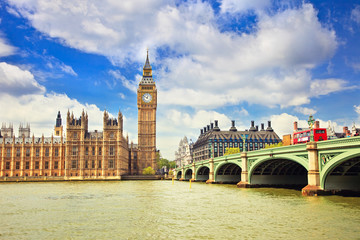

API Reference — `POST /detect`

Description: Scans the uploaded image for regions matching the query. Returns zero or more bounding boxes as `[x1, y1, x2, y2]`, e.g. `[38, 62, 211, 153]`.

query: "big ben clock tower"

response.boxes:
[137, 50, 157, 173]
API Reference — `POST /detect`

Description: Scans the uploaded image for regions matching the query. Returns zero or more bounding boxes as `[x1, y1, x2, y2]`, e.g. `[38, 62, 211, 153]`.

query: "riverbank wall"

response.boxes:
[0, 175, 164, 182]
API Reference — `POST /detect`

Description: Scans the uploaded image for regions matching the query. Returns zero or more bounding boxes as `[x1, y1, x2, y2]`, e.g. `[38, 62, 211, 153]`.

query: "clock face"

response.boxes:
[142, 93, 152, 103]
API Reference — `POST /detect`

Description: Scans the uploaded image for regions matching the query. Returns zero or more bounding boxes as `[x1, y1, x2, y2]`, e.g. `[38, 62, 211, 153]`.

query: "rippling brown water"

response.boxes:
[0, 181, 359, 239]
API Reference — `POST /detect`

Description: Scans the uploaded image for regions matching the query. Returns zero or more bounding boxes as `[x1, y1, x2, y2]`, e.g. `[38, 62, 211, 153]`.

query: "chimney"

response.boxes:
[261, 123, 265, 131]
[214, 120, 220, 131]
[294, 121, 298, 131]
[229, 120, 237, 132]
[211, 123, 214, 129]
[266, 121, 273, 132]
[343, 126, 348, 134]
[207, 125, 210, 131]
[315, 121, 319, 129]
[204, 127, 207, 133]
[256, 125, 258, 131]
[200, 129, 203, 135]
[249, 120, 256, 131]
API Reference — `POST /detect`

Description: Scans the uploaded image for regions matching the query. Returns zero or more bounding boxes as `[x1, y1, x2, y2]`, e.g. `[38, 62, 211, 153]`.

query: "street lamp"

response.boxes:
[308, 115, 315, 142]
[241, 134, 247, 152]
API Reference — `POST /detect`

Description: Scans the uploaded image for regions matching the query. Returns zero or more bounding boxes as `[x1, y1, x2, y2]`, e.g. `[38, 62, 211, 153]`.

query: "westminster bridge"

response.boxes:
[174, 137, 360, 195]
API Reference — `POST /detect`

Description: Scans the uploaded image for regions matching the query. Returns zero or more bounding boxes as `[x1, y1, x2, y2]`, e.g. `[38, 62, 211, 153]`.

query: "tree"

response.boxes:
[224, 147, 241, 156]
[156, 152, 174, 170]
[143, 166, 155, 175]
[169, 161, 176, 169]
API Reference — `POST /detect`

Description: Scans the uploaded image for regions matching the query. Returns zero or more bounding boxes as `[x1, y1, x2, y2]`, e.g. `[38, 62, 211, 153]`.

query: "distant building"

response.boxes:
[282, 134, 292, 146]
[174, 136, 193, 167]
[327, 121, 359, 139]
[1, 123, 14, 138]
[351, 122, 360, 136]
[192, 120, 281, 162]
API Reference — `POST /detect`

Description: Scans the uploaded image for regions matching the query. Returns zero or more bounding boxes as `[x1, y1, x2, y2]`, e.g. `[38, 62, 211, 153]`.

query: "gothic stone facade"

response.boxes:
[0, 110, 132, 179]
[0, 54, 156, 179]
[175, 136, 193, 168]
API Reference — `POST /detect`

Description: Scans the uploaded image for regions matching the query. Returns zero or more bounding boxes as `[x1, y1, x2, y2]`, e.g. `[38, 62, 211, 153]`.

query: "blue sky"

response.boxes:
[0, 0, 359, 159]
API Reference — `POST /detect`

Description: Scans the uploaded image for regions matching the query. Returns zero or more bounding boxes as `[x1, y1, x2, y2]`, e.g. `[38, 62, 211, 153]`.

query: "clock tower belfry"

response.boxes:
[137, 51, 157, 174]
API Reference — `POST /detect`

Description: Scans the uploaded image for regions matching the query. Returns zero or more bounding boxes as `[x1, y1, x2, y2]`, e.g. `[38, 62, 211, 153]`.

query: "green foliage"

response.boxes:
[157, 157, 170, 169]
[169, 161, 176, 169]
[142, 166, 155, 175]
[156, 152, 176, 170]
[224, 147, 241, 156]
[265, 142, 283, 149]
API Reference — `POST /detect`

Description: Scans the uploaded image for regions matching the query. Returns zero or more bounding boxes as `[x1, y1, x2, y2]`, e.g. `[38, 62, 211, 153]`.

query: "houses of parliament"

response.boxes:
[0, 52, 157, 180]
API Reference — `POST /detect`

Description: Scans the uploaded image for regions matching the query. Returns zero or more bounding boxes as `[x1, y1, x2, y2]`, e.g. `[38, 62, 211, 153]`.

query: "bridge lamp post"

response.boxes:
[308, 115, 315, 142]
[241, 134, 247, 152]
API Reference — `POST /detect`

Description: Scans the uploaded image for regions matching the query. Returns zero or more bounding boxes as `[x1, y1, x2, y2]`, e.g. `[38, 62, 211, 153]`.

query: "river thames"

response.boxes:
[0, 181, 359, 239]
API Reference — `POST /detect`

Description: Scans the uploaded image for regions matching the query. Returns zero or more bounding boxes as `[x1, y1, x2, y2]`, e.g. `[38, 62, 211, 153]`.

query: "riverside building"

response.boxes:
[192, 120, 281, 162]
[0, 52, 157, 179]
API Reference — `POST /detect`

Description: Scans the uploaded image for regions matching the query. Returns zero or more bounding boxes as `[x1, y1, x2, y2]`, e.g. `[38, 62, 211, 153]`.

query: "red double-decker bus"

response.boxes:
[293, 128, 327, 144]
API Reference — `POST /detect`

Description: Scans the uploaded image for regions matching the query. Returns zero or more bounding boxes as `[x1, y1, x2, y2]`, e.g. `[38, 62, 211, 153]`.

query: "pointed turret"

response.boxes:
[55, 111, 63, 137]
[118, 109, 123, 134]
[56, 111, 62, 127]
[143, 49, 152, 70]
[140, 50, 154, 84]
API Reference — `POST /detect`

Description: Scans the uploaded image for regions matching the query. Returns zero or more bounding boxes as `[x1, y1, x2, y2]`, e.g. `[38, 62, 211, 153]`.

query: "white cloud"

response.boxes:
[220, 0, 271, 14]
[156, 3, 341, 108]
[156, 108, 232, 159]
[0, 36, 16, 57]
[59, 63, 77, 76]
[349, 62, 360, 72]
[6, 1, 344, 109]
[0, 92, 107, 136]
[0, 62, 45, 96]
[270, 113, 300, 137]
[7, 0, 168, 64]
[355, 105, 360, 115]
[310, 78, 348, 96]
[269, 113, 342, 138]
[108, 70, 138, 92]
[294, 106, 317, 116]
[236, 107, 249, 117]
[351, 5, 360, 25]
[118, 93, 126, 99]
[0, 61, 119, 139]
[6, 6, 21, 18]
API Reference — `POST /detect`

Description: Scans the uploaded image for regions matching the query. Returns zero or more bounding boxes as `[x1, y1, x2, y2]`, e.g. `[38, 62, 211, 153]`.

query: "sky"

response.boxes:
[0, 0, 359, 160]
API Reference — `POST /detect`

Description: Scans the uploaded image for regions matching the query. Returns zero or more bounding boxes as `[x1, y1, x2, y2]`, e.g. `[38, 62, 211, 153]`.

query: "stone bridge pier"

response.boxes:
[236, 152, 250, 188]
[301, 142, 322, 196]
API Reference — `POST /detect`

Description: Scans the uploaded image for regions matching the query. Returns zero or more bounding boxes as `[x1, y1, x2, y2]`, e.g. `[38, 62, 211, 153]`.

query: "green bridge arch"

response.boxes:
[174, 137, 360, 195]
[214, 161, 242, 183]
[320, 151, 360, 189]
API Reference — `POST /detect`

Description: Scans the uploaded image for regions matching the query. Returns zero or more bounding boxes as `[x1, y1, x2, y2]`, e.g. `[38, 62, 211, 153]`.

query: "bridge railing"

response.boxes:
[317, 136, 360, 150]
[213, 153, 241, 162]
[246, 143, 307, 157]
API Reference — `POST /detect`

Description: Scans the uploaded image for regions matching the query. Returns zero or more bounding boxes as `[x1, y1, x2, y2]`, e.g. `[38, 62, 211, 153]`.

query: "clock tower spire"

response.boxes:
[137, 50, 157, 174]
